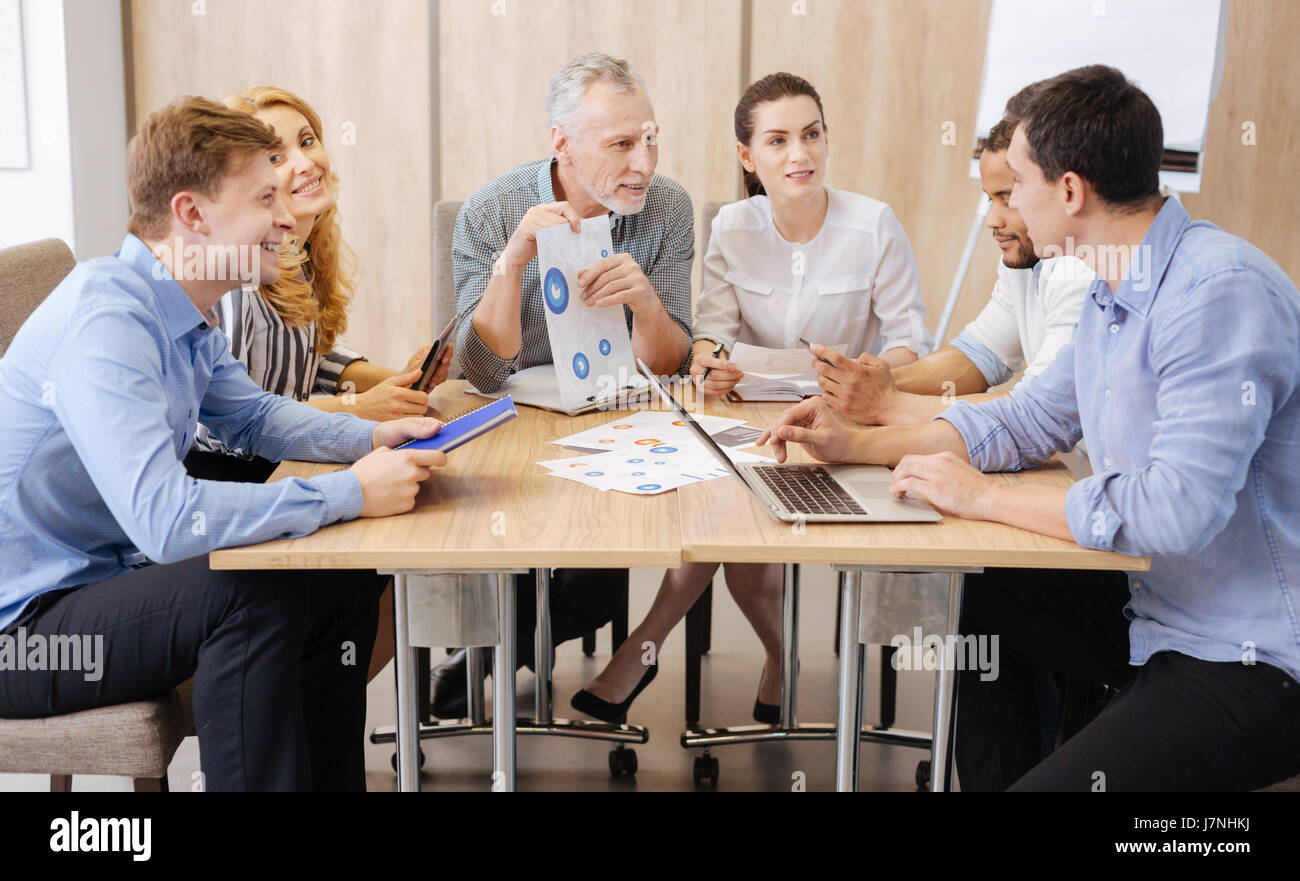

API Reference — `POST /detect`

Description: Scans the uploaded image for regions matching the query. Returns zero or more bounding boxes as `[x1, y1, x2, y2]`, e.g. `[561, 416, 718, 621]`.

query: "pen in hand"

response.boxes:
[798, 336, 835, 366]
[698, 341, 726, 385]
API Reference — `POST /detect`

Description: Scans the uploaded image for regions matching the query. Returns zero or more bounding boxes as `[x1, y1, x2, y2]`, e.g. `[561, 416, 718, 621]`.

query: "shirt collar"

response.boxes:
[536, 157, 623, 234]
[1095, 196, 1188, 317]
[118, 234, 214, 339]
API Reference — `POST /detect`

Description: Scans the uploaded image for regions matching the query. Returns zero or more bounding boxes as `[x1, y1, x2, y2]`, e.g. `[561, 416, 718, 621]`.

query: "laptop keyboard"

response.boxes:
[751, 465, 867, 516]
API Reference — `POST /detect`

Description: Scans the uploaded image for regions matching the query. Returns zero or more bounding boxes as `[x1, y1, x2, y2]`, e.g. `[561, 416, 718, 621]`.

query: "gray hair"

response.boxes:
[546, 52, 647, 132]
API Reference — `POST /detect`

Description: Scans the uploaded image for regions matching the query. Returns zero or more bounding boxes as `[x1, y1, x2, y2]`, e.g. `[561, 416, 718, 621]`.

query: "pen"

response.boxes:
[798, 336, 835, 365]
[698, 341, 726, 385]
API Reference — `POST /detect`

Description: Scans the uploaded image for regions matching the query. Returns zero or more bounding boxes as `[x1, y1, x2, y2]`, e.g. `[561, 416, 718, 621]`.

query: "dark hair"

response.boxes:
[1004, 64, 1162, 211]
[734, 72, 826, 197]
[981, 116, 1017, 155]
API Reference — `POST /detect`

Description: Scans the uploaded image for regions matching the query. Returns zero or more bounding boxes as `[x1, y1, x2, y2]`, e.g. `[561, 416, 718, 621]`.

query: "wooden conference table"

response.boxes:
[210, 378, 1145, 792]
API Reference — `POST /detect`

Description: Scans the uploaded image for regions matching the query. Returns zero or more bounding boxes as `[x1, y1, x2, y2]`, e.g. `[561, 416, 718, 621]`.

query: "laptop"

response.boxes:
[637, 360, 941, 524]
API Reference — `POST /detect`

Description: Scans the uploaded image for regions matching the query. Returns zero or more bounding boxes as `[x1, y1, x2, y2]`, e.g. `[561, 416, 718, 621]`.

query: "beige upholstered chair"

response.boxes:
[433, 200, 464, 379]
[0, 238, 194, 792]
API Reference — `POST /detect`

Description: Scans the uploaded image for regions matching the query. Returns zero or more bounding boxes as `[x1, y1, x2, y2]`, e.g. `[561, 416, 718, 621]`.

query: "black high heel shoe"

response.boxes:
[570, 664, 658, 724]
[753, 669, 780, 724]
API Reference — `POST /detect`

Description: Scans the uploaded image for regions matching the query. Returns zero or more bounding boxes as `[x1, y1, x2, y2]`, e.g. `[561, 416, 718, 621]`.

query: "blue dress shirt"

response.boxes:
[0, 235, 377, 630]
[940, 198, 1300, 683]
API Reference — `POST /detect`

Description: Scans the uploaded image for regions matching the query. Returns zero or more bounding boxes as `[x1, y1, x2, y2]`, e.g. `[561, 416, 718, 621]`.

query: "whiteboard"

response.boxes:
[973, 0, 1227, 190]
[0, 0, 29, 169]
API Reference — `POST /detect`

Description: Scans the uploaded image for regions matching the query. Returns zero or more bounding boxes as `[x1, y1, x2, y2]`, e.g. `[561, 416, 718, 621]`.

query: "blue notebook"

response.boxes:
[395, 396, 518, 454]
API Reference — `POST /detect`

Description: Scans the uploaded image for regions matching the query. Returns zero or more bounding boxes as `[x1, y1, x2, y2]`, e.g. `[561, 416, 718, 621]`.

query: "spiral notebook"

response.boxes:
[395, 396, 518, 453]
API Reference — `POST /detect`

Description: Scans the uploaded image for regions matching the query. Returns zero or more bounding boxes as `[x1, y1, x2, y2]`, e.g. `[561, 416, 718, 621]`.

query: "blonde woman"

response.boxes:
[186, 86, 451, 485]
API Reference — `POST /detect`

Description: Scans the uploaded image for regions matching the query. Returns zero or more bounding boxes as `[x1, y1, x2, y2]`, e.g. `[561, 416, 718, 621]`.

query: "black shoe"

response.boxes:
[753, 668, 781, 724]
[569, 664, 658, 725]
[430, 648, 492, 720]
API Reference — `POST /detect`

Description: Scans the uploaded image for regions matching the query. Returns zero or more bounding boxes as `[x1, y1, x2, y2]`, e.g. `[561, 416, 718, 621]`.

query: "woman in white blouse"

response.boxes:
[571, 72, 931, 725]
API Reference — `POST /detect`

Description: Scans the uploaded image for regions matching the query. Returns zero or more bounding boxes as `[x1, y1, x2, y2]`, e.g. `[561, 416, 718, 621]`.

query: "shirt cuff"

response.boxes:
[460, 323, 516, 393]
[308, 467, 366, 524]
[338, 413, 378, 460]
[950, 330, 1014, 388]
[1065, 474, 1121, 551]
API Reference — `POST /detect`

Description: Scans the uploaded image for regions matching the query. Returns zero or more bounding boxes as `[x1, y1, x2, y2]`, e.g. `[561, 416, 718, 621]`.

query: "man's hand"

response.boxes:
[757, 396, 863, 464]
[578, 253, 663, 316]
[350, 445, 447, 518]
[812, 344, 898, 424]
[370, 416, 443, 451]
[889, 451, 997, 520]
[501, 201, 583, 272]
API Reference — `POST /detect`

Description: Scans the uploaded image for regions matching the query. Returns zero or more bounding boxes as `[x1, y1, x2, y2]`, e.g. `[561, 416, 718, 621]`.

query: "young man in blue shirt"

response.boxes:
[760, 65, 1300, 791]
[0, 97, 447, 790]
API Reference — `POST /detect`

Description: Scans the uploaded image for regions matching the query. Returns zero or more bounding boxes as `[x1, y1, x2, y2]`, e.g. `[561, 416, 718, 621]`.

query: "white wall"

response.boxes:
[0, 0, 128, 259]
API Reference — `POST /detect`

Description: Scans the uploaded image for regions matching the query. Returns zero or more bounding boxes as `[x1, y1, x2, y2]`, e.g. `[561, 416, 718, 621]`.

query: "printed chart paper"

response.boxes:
[536, 217, 640, 410]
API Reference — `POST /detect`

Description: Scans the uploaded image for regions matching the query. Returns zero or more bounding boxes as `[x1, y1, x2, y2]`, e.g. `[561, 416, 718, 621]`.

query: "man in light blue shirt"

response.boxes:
[761, 66, 1300, 791]
[0, 97, 445, 790]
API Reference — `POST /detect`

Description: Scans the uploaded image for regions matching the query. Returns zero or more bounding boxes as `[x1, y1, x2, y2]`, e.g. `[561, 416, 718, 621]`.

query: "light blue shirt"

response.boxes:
[0, 235, 376, 630]
[940, 198, 1300, 683]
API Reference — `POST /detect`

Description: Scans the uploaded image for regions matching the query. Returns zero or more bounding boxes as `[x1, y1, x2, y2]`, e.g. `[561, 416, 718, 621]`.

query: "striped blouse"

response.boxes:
[193, 284, 366, 456]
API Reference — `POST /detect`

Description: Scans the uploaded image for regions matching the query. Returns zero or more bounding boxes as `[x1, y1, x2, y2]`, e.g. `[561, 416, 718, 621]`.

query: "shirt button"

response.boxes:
[1104, 388, 1111, 400]
[1104, 456, 1113, 468]
[1109, 323, 1119, 334]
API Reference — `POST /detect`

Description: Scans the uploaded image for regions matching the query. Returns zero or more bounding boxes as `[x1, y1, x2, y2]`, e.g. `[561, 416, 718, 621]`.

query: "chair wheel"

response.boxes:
[693, 754, 719, 786]
[391, 747, 426, 772]
[916, 759, 931, 789]
[608, 747, 638, 778]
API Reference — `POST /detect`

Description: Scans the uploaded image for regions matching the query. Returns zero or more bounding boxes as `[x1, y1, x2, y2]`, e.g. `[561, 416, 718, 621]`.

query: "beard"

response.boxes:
[1000, 234, 1039, 270]
[572, 163, 650, 216]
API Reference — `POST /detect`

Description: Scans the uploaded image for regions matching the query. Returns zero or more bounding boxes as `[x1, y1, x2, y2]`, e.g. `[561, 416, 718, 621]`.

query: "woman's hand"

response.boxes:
[690, 351, 744, 396]
[348, 369, 429, 421]
[403, 344, 455, 392]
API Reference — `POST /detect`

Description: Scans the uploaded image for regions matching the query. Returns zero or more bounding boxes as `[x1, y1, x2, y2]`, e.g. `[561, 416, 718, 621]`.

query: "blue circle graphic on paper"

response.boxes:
[638, 484, 661, 491]
[572, 352, 590, 379]
[543, 268, 569, 314]
[654, 461, 666, 465]
[650, 446, 677, 454]
[599, 338, 611, 356]
[600, 249, 609, 258]
[627, 458, 643, 464]
[585, 471, 604, 477]
[632, 471, 645, 476]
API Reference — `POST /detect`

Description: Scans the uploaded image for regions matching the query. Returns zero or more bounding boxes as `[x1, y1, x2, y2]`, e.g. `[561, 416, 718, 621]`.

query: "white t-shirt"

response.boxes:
[694, 188, 933, 358]
[951, 256, 1094, 385]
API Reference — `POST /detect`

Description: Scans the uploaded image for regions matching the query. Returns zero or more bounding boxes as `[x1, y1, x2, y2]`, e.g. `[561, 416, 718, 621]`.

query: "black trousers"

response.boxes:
[0, 556, 386, 791]
[956, 567, 1300, 791]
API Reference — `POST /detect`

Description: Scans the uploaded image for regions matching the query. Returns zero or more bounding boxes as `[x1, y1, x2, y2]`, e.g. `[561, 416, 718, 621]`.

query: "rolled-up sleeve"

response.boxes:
[1064, 271, 1297, 557]
[453, 198, 518, 393]
[315, 341, 367, 395]
[937, 337, 1082, 472]
[645, 186, 695, 374]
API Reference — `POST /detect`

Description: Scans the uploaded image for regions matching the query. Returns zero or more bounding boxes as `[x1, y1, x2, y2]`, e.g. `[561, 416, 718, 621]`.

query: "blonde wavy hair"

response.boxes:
[224, 86, 355, 353]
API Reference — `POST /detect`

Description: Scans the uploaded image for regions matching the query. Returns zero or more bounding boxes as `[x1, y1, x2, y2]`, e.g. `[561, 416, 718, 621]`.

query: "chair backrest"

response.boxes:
[433, 200, 464, 379]
[702, 200, 728, 252]
[0, 238, 77, 357]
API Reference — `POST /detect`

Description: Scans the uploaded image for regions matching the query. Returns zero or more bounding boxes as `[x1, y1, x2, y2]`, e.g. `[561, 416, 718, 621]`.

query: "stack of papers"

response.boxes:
[727, 342, 847, 401]
[538, 410, 767, 495]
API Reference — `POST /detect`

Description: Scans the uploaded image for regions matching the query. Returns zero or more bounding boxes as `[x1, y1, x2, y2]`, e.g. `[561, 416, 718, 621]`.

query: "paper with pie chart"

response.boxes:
[535, 217, 640, 410]
[538, 410, 771, 495]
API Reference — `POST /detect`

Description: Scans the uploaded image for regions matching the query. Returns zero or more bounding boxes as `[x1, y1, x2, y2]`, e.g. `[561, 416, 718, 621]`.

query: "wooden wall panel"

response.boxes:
[128, 0, 432, 363]
[438, 0, 745, 292]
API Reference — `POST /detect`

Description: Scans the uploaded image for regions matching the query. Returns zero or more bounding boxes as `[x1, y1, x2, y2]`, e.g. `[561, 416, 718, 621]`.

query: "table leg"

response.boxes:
[393, 574, 420, 792]
[929, 572, 965, 792]
[467, 646, 487, 725]
[781, 563, 800, 728]
[834, 570, 863, 792]
[534, 568, 552, 724]
[493, 572, 517, 791]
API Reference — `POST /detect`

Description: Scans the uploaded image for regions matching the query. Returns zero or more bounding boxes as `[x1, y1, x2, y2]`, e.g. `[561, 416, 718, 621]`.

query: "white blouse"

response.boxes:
[694, 188, 932, 359]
